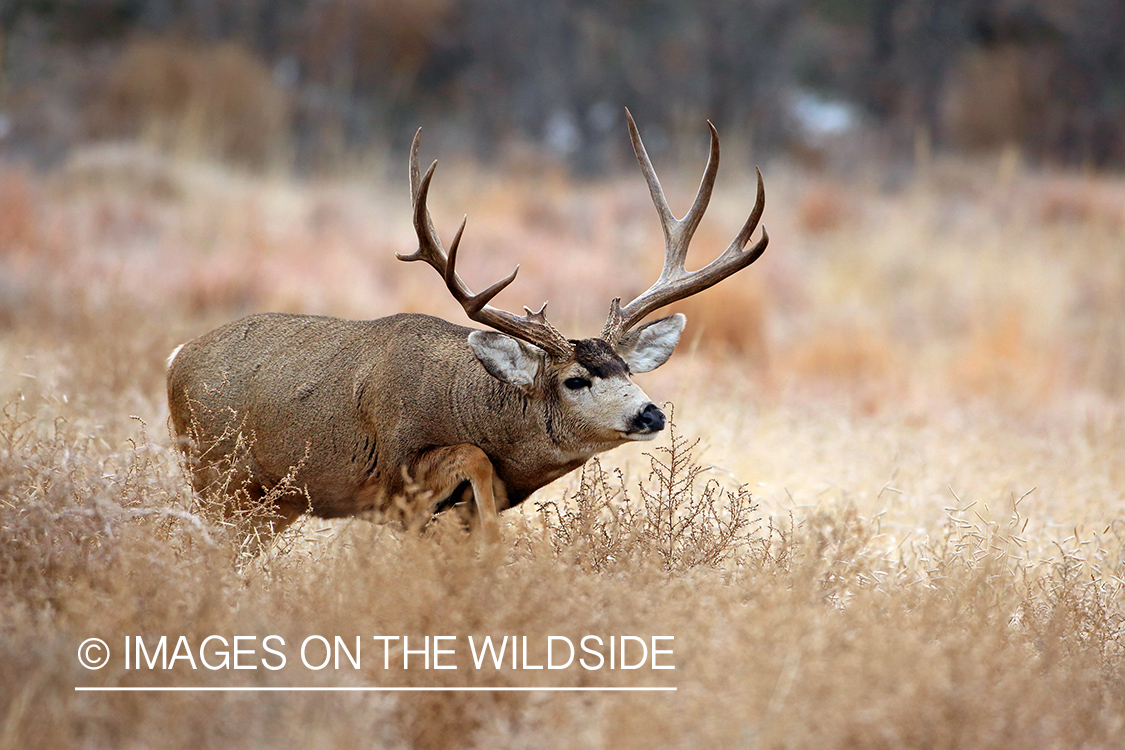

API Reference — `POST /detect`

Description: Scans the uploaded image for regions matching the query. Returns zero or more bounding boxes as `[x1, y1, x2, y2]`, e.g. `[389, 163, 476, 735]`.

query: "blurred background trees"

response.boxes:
[0, 0, 1122, 172]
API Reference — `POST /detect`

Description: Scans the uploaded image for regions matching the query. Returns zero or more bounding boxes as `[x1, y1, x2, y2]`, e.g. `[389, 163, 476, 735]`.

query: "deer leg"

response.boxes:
[412, 444, 502, 543]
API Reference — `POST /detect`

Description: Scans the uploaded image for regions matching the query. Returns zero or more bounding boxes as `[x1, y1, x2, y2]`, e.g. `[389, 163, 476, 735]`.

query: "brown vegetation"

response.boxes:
[1, 145, 1123, 747]
[89, 38, 290, 169]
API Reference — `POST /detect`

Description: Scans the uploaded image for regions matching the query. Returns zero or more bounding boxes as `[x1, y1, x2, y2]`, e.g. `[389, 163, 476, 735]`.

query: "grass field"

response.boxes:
[1, 142, 1123, 748]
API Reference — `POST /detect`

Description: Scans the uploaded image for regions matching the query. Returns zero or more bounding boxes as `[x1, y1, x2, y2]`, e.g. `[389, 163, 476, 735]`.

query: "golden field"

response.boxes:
[1, 142, 1123, 748]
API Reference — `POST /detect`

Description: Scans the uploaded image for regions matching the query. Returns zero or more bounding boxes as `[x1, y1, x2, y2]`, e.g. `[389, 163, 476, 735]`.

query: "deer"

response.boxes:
[166, 110, 767, 550]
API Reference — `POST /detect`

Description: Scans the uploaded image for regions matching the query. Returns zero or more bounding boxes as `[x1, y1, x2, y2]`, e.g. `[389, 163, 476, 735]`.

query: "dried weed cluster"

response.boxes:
[0, 149, 1123, 748]
[538, 421, 762, 573]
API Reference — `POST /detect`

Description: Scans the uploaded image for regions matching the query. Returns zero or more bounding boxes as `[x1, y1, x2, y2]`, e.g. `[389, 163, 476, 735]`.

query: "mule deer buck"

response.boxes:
[167, 111, 767, 549]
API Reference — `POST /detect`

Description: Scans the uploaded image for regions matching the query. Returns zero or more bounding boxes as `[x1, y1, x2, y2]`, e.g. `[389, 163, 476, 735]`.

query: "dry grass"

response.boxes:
[1, 143, 1123, 748]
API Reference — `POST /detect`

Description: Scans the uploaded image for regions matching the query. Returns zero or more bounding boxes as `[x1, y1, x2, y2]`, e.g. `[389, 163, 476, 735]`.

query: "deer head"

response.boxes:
[399, 110, 768, 447]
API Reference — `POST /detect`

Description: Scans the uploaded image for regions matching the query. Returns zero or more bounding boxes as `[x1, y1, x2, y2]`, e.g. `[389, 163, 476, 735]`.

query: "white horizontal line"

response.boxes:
[75, 686, 676, 693]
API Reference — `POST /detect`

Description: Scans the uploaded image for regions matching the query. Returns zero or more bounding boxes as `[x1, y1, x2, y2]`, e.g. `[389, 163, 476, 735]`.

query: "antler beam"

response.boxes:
[602, 110, 768, 345]
[400, 130, 573, 360]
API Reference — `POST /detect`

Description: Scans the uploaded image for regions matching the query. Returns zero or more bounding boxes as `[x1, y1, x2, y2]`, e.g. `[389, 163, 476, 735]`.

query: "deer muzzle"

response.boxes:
[629, 403, 666, 436]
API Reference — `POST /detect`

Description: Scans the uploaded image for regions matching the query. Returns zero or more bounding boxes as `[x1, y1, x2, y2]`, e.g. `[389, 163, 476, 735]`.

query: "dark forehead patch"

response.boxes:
[571, 338, 630, 378]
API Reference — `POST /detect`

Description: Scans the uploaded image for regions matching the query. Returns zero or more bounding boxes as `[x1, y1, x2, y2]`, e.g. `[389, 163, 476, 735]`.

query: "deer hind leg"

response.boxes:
[411, 444, 502, 544]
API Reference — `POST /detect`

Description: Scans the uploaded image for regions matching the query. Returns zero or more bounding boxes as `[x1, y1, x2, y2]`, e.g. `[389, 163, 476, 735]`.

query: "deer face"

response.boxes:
[468, 314, 685, 446]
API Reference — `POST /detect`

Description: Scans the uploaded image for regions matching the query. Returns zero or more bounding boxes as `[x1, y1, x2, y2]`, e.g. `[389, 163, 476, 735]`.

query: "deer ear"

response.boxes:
[468, 331, 544, 390]
[615, 313, 686, 373]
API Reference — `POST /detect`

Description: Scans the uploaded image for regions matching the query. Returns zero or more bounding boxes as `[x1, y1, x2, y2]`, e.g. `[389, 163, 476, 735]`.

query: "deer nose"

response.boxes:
[635, 403, 665, 432]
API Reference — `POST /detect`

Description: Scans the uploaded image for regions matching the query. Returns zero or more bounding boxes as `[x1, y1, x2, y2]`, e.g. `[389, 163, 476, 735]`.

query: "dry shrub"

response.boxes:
[783, 323, 897, 386]
[743, 504, 1125, 749]
[179, 246, 270, 316]
[59, 143, 186, 201]
[951, 306, 1060, 402]
[172, 400, 312, 564]
[0, 169, 38, 254]
[92, 38, 289, 169]
[670, 275, 769, 362]
[796, 181, 849, 234]
[0, 169, 39, 328]
[15, 291, 184, 406]
[0, 399, 206, 607]
[538, 419, 762, 573]
[916, 495, 1125, 673]
[1036, 179, 1125, 232]
[1038, 186, 1100, 225]
[1077, 306, 1125, 399]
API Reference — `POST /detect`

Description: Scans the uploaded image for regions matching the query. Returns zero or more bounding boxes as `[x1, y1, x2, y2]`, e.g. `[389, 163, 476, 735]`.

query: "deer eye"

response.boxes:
[564, 377, 592, 390]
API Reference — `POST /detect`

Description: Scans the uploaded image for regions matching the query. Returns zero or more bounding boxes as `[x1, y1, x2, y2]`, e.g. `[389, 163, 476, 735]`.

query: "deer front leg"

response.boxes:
[411, 444, 503, 544]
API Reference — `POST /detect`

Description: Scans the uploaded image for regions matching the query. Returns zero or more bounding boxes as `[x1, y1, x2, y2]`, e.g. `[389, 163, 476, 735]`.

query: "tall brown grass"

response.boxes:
[1, 146, 1123, 748]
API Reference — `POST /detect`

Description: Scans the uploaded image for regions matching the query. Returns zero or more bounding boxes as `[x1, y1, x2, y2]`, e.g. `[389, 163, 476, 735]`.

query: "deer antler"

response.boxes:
[400, 130, 574, 360]
[602, 109, 768, 346]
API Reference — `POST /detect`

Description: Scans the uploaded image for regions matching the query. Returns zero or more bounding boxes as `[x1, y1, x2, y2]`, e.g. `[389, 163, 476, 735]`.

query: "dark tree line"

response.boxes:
[1, 0, 1123, 170]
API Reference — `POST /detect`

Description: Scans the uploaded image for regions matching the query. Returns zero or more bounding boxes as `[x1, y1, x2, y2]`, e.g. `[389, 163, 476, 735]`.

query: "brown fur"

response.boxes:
[167, 312, 644, 544]
[572, 338, 630, 378]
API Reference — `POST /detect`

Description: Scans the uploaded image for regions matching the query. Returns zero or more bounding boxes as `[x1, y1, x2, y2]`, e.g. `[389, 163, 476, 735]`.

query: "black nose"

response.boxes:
[635, 403, 666, 432]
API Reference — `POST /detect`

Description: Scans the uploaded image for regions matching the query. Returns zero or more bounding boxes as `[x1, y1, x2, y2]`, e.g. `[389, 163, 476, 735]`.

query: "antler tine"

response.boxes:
[397, 151, 443, 266]
[604, 116, 767, 345]
[409, 128, 424, 202]
[626, 110, 675, 237]
[444, 214, 520, 315]
[625, 108, 719, 281]
[399, 129, 573, 360]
